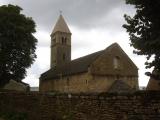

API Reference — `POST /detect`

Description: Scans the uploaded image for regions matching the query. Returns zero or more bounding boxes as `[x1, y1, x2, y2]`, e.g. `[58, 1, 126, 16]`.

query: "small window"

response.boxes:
[67, 78, 69, 86]
[65, 38, 67, 44]
[114, 56, 120, 69]
[63, 53, 66, 61]
[85, 79, 88, 85]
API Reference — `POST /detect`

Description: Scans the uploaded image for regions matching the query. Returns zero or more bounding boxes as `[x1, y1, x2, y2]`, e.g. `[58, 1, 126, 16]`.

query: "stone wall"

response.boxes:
[40, 71, 138, 93]
[40, 72, 91, 92]
[0, 91, 160, 120]
[91, 75, 138, 92]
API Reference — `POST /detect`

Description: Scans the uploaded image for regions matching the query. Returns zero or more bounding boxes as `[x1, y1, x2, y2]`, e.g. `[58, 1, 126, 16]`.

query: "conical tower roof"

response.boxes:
[51, 15, 71, 35]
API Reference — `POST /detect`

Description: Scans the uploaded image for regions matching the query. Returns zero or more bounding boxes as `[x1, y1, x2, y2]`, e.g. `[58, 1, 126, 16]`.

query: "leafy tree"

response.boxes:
[123, 0, 160, 79]
[0, 4, 37, 87]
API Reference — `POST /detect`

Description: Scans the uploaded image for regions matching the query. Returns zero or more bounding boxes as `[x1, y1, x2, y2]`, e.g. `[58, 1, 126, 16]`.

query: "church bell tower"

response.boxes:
[50, 15, 71, 68]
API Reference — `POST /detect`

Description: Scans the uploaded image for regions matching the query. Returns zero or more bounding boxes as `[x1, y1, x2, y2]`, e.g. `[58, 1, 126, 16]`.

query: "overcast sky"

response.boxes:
[1, 0, 151, 87]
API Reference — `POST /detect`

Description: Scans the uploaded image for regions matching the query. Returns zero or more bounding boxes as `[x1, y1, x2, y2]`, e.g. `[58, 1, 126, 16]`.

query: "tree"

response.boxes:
[123, 0, 160, 79]
[0, 4, 37, 87]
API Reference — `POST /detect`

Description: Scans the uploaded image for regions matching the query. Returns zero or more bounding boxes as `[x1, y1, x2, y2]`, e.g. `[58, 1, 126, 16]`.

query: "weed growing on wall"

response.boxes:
[0, 111, 27, 120]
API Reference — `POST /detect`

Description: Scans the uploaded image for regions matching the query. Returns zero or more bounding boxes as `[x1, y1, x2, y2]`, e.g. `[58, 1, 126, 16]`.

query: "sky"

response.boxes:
[1, 0, 151, 87]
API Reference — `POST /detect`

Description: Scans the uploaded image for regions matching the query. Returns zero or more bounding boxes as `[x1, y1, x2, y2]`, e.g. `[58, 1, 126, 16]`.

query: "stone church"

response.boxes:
[39, 15, 139, 93]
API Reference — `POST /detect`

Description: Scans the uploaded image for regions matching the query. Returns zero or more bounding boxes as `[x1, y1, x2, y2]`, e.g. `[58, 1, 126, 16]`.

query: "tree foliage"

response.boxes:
[0, 4, 37, 87]
[123, 0, 160, 79]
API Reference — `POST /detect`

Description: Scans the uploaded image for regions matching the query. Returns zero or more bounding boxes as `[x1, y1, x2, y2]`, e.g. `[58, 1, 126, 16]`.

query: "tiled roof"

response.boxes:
[108, 80, 132, 93]
[146, 70, 160, 90]
[40, 50, 104, 80]
[51, 15, 71, 35]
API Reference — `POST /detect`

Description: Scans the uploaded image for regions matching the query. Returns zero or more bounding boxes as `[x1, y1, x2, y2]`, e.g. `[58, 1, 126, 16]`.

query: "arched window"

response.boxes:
[113, 56, 120, 69]
[62, 37, 64, 44]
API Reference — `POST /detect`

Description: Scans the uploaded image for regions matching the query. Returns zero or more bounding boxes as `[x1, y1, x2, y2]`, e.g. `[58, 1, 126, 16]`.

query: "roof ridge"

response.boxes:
[72, 50, 104, 61]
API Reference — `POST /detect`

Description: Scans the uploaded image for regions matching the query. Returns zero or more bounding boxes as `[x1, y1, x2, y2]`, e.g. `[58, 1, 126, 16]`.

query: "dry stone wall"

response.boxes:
[0, 91, 160, 120]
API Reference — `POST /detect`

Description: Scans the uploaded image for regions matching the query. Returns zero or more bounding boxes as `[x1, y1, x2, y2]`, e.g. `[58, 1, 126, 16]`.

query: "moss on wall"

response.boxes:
[0, 111, 27, 120]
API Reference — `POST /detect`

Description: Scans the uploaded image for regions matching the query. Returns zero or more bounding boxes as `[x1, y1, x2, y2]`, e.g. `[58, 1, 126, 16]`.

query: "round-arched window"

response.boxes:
[113, 56, 120, 69]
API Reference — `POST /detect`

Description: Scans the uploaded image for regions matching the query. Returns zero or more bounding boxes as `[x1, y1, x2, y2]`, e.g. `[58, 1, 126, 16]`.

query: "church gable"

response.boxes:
[90, 43, 138, 76]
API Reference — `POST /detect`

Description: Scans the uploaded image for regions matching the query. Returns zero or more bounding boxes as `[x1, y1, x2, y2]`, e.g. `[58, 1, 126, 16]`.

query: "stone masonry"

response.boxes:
[0, 91, 160, 120]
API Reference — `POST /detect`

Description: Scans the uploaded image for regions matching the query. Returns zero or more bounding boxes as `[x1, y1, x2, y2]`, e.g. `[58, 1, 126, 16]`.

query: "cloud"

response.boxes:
[1, 0, 149, 87]
[23, 72, 39, 87]
[1, 0, 135, 31]
[34, 30, 50, 47]
[23, 46, 50, 86]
